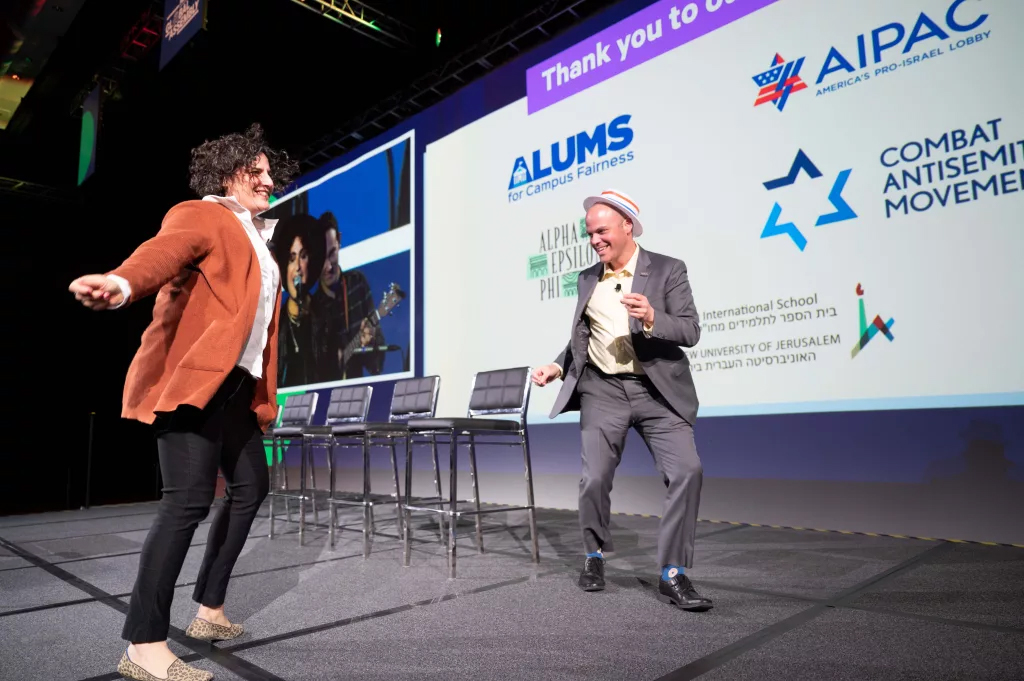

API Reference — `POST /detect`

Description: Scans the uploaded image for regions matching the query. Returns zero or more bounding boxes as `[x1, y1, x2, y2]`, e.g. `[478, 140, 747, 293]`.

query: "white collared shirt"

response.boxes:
[585, 243, 645, 374]
[108, 195, 279, 379]
[203, 195, 279, 379]
[552, 242, 653, 380]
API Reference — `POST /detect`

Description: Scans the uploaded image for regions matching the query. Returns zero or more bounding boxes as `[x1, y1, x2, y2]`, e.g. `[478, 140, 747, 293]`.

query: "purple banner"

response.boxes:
[526, 0, 779, 114]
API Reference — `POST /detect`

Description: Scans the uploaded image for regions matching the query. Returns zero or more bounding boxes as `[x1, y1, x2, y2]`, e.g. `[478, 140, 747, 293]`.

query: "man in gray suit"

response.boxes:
[532, 189, 712, 611]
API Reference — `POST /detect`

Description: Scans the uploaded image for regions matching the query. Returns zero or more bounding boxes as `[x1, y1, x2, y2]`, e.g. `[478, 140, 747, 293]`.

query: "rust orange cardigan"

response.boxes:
[109, 200, 281, 431]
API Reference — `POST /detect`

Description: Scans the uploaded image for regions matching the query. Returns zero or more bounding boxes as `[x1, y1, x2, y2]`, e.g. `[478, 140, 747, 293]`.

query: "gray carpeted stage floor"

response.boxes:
[2, 500, 1023, 680]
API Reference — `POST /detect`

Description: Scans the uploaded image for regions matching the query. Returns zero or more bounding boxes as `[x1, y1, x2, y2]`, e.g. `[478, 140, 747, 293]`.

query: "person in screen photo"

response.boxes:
[67, 123, 296, 681]
[274, 213, 325, 387]
[310, 210, 386, 381]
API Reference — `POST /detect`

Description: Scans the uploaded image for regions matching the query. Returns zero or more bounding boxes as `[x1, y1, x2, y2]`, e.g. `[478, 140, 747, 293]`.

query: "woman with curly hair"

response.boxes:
[272, 213, 325, 387]
[68, 123, 298, 681]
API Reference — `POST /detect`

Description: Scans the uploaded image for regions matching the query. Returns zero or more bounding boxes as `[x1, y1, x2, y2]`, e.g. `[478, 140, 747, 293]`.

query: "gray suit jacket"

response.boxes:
[550, 246, 701, 425]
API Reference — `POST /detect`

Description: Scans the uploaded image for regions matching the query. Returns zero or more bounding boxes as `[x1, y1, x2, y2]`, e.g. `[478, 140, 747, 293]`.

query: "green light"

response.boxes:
[436, 28, 441, 47]
[77, 109, 96, 185]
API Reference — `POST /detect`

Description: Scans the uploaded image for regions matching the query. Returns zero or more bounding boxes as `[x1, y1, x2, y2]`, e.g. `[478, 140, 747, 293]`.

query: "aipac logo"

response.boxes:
[752, 54, 807, 112]
[507, 114, 635, 203]
[759, 150, 857, 251]
[751, 0, 991, 109]
[850, 283, 895, 358]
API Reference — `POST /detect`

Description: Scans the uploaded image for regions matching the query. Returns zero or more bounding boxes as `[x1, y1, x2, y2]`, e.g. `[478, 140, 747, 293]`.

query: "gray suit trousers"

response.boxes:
[578, 365, 703, 568]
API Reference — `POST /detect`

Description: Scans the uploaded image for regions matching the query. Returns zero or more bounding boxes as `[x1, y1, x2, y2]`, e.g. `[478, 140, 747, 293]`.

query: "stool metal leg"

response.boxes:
[329, 438, 337, 550]
[299, 436, 308, 546]
[284, 447, 292, 524]
[431, 435, 445, 543]
[268, 437, 277, 539]
[389, 438, 403, 538]
[447, 431, 458, 579]
[309, 443, 318, 529]
[362, 435, 372, 559]
[271, 436, 290, 538]
[467, 435, 483, 553]
[522, 429, 539, 564]
[403, 435, 413, 567]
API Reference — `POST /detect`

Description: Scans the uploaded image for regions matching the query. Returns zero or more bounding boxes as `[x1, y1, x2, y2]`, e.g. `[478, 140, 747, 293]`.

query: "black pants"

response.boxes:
[122, 367, 269, 643]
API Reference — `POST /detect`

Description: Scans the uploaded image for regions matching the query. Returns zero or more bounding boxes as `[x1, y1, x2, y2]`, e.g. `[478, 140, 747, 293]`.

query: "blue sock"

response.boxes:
[586, 551, 603, 560]
[662, 564, 684, 581]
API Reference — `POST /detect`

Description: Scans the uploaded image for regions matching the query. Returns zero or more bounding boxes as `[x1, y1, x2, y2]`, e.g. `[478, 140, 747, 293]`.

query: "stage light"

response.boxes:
[285, 0, 406, 46]
[78, 85, 100, 185]
[436, 28, 441, 47]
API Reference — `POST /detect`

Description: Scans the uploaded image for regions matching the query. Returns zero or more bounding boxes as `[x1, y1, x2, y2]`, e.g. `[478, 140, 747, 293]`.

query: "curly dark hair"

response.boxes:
[188, 123, 300, 197]
[272, 213, 326, 292]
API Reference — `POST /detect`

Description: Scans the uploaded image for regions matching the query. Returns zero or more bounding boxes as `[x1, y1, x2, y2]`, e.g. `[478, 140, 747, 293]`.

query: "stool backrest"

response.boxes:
[467, 367, 532, 426]
[325, 385, 373, 424]
[279, 392, 319, 428]
[389, 376, 440, 422]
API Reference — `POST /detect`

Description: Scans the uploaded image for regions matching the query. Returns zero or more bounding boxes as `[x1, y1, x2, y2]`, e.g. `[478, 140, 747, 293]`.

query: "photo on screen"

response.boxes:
[263, 131, 415, 392]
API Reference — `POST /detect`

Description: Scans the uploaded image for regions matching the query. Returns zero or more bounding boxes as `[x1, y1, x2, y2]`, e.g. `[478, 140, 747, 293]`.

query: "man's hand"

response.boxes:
[359, 318, 375, 347]
[531, 363, 562, 386]
[69, 274, 124, 311]
[621, 293, 654, 326]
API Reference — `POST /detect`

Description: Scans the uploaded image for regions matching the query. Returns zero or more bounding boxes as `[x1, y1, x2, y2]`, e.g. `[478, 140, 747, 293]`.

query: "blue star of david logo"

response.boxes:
[760, 150, 857, 251]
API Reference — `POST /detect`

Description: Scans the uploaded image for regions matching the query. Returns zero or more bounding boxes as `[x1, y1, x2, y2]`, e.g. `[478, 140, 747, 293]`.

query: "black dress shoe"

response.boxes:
[578, 556, 605, 591]
[657, 573, 713, 611]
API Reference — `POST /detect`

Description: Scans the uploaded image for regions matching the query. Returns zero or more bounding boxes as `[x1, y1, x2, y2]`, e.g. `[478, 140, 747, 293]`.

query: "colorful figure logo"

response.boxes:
[753, 54, 807, 112]
[851, 283, 895, 358]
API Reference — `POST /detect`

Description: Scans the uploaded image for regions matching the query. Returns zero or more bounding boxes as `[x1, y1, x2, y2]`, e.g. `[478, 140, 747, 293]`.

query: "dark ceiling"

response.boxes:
[0, 0, 617, 196]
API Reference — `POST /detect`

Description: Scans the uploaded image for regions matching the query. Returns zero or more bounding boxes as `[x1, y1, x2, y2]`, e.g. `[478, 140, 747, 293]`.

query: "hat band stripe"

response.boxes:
[601, 190, 639, 214]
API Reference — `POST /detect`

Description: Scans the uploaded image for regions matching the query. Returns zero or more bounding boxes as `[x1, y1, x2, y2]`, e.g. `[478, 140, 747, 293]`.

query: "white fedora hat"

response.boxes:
[583, 189, 643, 237]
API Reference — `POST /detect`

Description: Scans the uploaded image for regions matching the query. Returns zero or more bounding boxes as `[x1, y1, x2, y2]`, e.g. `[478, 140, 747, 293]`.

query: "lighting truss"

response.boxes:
[297, 0, 619, 174]
[118, 4, 163, 61]
[284, 0, 414, 49]
[70, 1, 164, 114]
[0, 175, 80, 204]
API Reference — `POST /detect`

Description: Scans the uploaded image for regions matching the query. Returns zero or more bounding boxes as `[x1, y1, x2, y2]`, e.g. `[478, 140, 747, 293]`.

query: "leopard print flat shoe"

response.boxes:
[184, 617, 244, 642]
[117, 650, 213, 681]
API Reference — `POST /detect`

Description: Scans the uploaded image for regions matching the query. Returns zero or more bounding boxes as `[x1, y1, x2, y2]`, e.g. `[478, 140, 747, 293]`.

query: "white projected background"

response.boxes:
[424, 0, 1024, 422]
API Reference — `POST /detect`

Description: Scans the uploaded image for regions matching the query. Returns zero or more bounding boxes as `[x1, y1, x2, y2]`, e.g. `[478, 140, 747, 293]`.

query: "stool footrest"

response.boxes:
[268, 490, 314, 501]
[404, 503, 533, 516]
[329, 496, 400, 507]
[403, 498, 475, 511]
